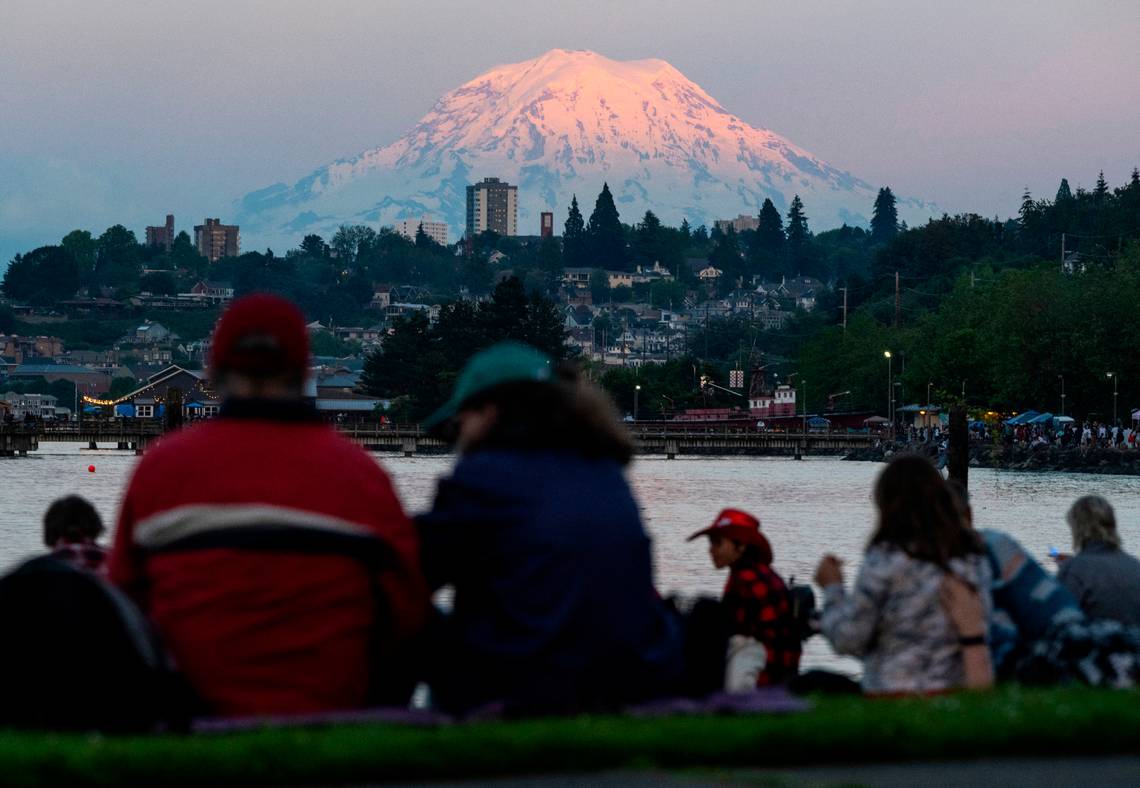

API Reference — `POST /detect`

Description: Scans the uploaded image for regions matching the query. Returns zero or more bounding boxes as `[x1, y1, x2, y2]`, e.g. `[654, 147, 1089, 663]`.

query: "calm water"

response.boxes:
[4, 445, 1140, 673]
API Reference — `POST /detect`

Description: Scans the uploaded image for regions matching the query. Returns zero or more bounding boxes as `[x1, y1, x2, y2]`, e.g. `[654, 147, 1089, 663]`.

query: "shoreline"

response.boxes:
[844, 443, 1140, 476]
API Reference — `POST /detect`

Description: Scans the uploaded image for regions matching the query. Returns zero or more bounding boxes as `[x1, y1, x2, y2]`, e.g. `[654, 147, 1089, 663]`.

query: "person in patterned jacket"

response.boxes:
[688, 508, 801, 687]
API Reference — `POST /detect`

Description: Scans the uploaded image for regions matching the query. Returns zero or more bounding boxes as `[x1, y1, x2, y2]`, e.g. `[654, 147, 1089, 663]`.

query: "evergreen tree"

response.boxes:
[1019, 189, 1034, 218]
[632, 210, 665, 267]
[755, 199, 785, 251]
[414, 223, 433, 249]
[746, 199, 785, 279]
[870, 187, 899, 244]
[786, 195, 809, 246]
[562, 195, 586, 267]
[1055, 178, 1073, 203]
[1094, 170, 1109, 202]
[679, 218, 691, 240]
[1131, 168, 1139, 187]
[785, 195, 810, 272]
[586, 182, 627, 269]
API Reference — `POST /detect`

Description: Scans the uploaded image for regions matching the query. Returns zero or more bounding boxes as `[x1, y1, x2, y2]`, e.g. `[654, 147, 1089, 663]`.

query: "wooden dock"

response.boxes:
[26, 422, 876, 458]
[0, 424, 39, 456]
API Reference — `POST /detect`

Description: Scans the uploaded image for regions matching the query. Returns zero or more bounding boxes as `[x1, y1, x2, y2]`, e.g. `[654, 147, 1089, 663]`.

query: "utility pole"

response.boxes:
[1060, 232, 1066, 273]
[840, 286, 848, 334]
[894, 271, 900, 328]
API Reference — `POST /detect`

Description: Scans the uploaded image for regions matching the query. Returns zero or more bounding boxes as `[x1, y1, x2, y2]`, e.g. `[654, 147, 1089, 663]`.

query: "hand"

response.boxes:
[814, 554, 844, 588]
[1053, 552, 1073, 564]
[940, 574, 985, 637]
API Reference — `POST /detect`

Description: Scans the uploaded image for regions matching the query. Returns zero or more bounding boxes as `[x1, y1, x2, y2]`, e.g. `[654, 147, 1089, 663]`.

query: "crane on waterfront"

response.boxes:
[827, 391, 851, 412]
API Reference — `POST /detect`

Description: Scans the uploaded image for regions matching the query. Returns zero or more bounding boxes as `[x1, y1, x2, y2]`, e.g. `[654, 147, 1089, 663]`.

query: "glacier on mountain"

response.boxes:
[236, 49, 934, 246]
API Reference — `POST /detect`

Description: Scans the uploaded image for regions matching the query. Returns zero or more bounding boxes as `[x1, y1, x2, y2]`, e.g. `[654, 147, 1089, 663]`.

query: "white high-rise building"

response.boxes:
[394, 215, 449, 246]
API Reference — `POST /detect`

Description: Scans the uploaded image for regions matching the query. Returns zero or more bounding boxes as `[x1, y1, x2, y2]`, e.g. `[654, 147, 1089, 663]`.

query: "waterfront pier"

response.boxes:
[0, 424, 38, 456]
[26, 422, 875, 458]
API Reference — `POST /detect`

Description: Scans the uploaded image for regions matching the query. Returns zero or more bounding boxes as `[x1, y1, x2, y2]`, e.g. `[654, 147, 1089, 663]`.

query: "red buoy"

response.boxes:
[87, 465, 96, 473]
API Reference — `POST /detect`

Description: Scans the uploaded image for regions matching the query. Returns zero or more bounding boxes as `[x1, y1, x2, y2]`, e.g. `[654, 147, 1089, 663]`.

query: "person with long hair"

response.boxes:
[417, 342, 683, 715]
[814, 455, 992, 693]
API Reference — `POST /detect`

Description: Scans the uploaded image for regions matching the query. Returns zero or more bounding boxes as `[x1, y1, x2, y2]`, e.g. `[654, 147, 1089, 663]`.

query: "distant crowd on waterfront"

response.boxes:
[2, 293, 1140, 732]
[901, 420, 1140, 450]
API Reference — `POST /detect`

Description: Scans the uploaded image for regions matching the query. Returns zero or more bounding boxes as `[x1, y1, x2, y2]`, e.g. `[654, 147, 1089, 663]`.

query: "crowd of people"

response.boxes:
[974, 420, 1140, 450]
[6, 293, 1140, 731]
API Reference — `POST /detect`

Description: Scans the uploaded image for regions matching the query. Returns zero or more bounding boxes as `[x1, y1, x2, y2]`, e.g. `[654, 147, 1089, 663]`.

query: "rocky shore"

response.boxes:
[844, 443, 1140, 475]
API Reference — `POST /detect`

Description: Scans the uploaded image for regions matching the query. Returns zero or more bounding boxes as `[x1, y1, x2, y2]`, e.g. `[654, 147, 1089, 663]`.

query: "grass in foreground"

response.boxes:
[1, 687, 1138, 787]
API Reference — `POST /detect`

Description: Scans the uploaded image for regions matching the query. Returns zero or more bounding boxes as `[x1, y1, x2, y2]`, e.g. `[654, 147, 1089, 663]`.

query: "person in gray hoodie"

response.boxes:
[1059, 495, 1140, 628]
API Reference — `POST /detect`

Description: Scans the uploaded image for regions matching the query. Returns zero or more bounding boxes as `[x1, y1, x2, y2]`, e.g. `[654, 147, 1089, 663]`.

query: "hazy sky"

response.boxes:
[2, 0, 1138, 263]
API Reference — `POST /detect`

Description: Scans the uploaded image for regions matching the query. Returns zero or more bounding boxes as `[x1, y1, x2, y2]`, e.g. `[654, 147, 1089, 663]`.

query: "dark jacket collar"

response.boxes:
[1082, 538, 1119, 554]
[219, 397, 321, 423]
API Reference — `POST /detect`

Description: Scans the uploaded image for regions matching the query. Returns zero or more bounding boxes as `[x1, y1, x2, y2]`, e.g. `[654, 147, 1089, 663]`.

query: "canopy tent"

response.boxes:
[896, 404, 942, 414]
[863, 416, 890, 425]
[1055, 415, 1075, 424]
[1027, 412, 1055, 424]
[1132, 409, 1140, 423]
[1005, 411, 1040, 425]
[807, 416, 831, 427]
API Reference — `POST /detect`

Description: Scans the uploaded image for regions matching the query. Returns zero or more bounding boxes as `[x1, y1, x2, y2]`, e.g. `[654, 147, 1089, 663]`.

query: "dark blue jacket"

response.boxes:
[417, 450, 683, 713]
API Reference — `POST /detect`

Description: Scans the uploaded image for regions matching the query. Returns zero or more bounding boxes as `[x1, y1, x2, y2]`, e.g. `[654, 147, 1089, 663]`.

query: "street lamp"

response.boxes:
[927, 382, 933, 407]
[884, 351, 893, 427]
[1058, 374, 1065, 417]
[1107, 372, 1118, 425]
[634, 384, 641, 422]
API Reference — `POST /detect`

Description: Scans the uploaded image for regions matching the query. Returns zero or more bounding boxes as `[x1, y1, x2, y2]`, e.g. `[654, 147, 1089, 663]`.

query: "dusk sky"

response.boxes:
[2, 0, 1138, 264]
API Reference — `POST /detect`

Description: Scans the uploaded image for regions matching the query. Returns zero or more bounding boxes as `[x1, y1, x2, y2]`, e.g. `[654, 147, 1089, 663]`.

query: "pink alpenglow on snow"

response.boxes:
[237, 49, 934, 249]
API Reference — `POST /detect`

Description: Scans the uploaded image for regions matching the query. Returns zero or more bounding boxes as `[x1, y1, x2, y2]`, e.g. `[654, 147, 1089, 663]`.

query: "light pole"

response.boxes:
[634, 384, 641, 422]
[1058, 374, 1065, 417]
[884, 351, 893, 429]
[1107, 372, 1117, 425]
[802, 379, 807, 435]
[927, 382, 932, 406]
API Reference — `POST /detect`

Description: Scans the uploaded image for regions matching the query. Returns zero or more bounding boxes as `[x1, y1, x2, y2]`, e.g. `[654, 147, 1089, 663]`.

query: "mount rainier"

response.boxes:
[236, 49, 933, 245]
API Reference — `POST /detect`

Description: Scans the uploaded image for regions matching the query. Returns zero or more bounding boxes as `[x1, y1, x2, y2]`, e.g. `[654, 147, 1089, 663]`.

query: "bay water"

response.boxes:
[4, 445, 1140, 673]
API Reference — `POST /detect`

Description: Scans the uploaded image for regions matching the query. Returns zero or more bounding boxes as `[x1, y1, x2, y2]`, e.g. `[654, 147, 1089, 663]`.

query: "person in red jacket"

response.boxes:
[688, 508, 801, 688]
[108, 294, 427, 718]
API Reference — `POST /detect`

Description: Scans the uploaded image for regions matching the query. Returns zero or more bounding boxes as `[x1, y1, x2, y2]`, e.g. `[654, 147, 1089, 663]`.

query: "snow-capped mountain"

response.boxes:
[236, 49, 933, 246]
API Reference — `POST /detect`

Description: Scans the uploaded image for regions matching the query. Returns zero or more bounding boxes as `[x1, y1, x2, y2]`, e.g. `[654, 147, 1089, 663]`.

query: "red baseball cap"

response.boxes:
[688, 508, 773, 564]
[209, 294, 309, 378]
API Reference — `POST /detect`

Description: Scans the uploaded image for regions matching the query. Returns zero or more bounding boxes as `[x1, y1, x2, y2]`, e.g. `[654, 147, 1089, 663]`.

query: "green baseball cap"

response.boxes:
[423, 341, 553, 429]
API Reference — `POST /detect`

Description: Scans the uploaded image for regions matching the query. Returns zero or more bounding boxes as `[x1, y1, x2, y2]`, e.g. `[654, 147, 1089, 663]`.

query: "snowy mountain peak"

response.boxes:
[237, 49, 933, 245]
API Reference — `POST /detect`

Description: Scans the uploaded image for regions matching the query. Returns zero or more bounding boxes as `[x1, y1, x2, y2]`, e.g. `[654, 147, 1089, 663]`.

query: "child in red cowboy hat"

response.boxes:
[688, 508, 801, 688]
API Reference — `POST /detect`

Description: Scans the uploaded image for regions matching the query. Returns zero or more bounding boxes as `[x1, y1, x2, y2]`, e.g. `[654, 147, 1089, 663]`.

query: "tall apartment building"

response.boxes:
[540, 211, 554, 238]
[194, 218, 240, 263]
[394, 215, 449, 246]
[145, 214, 176, 251]
[466, 177, 518, 238]
[714, 214, 760, 234]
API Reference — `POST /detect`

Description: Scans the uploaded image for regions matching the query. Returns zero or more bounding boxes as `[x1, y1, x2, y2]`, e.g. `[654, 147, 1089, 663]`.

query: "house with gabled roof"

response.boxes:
[85, 365, 220, 420]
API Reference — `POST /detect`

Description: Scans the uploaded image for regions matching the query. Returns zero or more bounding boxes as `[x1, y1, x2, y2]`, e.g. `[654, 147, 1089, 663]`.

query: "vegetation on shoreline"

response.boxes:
[0, 688, 1135, 787]
[4, 169, 1140, 420]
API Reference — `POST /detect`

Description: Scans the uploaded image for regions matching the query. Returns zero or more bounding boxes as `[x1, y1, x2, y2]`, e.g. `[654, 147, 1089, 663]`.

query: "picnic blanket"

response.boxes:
[191, 687, 809, 734]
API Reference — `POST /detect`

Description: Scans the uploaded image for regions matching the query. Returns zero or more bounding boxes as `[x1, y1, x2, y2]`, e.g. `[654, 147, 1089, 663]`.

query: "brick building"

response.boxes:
[194, 218, 240, 263]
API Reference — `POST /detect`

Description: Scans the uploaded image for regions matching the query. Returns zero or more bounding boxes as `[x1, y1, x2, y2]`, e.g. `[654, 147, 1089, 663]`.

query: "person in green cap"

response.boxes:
[417, 342, 684, 715]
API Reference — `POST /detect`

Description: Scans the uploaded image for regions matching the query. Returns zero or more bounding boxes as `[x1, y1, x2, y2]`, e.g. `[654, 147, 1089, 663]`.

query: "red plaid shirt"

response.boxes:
[723, 561, 801, 686]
